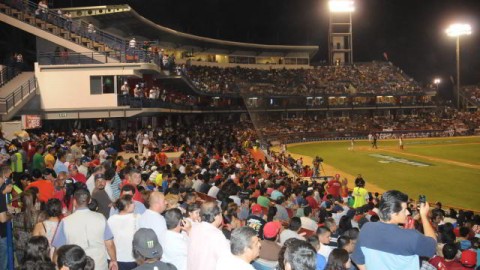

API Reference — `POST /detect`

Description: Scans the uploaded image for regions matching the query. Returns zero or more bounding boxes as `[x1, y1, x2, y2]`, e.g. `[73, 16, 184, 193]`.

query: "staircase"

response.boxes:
[0, 0, 124, 63]
[0, 73, 37, 121]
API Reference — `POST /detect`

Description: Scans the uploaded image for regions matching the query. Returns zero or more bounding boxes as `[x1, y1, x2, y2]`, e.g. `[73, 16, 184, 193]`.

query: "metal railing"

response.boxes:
[0, 76, 37, 113]
[0, 65, 21, 87]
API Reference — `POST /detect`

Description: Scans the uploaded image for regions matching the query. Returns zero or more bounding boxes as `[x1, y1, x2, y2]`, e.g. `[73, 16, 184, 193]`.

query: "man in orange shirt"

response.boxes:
[26, 169, 55, 203]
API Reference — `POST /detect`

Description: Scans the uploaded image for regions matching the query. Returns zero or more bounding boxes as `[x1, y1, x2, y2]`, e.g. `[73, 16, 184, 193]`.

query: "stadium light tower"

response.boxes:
[433, 78, 441, 90]
[328, 0, 355, 65]
[446, 23, 472, 109]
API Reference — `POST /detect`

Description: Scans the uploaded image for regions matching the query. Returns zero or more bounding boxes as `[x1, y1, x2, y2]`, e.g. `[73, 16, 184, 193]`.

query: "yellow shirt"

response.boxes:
[44, 153, 55, 169]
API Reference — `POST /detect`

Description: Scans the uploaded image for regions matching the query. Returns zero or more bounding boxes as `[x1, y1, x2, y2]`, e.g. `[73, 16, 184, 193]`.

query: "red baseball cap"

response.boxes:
[263, 221, 282, 238]
[251, 204, 263, 215]
[460, 250, 477, 267]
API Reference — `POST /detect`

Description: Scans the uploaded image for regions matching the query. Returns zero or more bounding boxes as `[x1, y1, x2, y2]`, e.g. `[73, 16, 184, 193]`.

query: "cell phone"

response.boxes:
[419, 195, 426, 204]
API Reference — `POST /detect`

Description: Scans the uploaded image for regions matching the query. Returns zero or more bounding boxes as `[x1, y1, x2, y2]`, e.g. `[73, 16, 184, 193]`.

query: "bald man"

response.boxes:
[138, 191, 167, 247]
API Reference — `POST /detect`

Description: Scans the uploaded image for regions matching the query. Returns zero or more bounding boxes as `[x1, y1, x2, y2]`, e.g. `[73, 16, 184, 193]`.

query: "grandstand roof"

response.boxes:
[65, 5, 318, 58]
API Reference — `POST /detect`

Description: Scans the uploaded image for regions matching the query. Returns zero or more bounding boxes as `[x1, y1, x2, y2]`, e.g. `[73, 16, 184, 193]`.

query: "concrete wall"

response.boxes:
[34, 63, 143, 110]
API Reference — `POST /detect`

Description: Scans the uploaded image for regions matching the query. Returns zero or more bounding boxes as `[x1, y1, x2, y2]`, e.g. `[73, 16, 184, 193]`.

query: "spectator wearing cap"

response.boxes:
[216, 227, 260, 270]
[163, 208, 192, 270]
[52, 189, 118, 270]
[246, 204, 267, 239]
[188, 201, 230, 270]
[327, 175, 342, 200]
[259, 221, 282, 261]
[139, 191, 167, 248]
[109, 184, 146, 217]
[279, 217, 306, 245]
[78, 156, 91, 178]
[132, 228, 176, 270]
[91, 173, 112, 219]
[86, 165, 106, 194]
[26, 169, 55, 203]
[69, 164, 86, 184]
[430, 243, 471, 269]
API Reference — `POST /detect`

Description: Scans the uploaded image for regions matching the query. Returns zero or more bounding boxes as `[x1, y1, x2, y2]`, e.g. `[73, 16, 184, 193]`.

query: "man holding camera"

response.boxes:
[352, 190, 436, 270]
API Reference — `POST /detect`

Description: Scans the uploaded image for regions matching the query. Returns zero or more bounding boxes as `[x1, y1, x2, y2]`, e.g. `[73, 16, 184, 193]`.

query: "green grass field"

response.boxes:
[287, 136, 480, 211]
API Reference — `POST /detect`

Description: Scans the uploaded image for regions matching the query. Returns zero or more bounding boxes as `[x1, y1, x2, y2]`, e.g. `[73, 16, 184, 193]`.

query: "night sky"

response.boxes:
[4, 0, 480, 89]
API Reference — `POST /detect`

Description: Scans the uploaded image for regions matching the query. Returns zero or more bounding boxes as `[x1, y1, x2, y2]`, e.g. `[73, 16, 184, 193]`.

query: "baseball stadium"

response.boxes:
[0, 0, 479, 269]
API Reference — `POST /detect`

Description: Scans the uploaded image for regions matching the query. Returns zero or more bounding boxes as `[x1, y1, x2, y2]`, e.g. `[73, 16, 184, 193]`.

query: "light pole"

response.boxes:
[446, 23, 471, 109]
[433, 78, 441, 90]
[328, 0, 355, 65]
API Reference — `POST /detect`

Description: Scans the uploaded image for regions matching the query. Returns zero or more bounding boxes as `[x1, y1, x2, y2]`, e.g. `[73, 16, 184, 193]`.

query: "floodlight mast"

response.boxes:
[446, 23, 472, 109]
[328, 0, 355, 65]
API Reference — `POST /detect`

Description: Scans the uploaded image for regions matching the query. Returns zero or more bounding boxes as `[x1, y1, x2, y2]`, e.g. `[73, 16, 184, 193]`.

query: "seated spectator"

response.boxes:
[300, 206, 318, 232]
[246, 204, 267, 239]
[131, 228, 176, 270]
[430, 243, 468, 269]
[280, 217, 306, 245]
[216, 227, 261, 270]
[279, 238, 317, 270]
[317, 227, 334, 261]
[325, 248, 352, 270]
[306, 235, 327, 270]
[259, 221, 283, 262]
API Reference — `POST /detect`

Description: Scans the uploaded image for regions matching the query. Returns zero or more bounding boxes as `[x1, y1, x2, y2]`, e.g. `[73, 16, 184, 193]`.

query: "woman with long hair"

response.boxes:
[325, 248, 351, 270]
[107, 195, 139, 270]
[13, 190, 40, 262]
[21, 236, 54, 268]
[57, 245, 95, 270]
[32, 198, 63, 258]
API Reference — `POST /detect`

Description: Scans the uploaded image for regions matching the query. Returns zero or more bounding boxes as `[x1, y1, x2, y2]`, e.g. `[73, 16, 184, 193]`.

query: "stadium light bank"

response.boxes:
[328, 0, 355, 13]
[445, 23, 472, 109]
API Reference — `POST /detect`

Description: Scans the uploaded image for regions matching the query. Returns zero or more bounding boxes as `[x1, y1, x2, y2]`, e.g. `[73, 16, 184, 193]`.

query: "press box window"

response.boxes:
[90, 76, 115, 95]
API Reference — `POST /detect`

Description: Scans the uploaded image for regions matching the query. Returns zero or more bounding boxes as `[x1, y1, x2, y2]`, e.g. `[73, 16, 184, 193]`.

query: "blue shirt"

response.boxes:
[352, 222, 436, 270]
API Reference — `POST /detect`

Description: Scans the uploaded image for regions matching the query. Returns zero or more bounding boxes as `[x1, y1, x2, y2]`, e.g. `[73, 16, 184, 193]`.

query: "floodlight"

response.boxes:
[433, 78, 441, 84]
[329, 0, 355, 13]
[446, 23, 472, 37]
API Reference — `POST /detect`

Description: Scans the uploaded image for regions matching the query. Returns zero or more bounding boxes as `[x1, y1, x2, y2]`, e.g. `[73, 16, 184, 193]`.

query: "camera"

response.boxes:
[418, 195, 426, 204]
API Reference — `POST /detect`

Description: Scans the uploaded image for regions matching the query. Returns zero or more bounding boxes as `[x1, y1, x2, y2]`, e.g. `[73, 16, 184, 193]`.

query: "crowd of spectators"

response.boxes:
[464, 86, 480, 105]
[0, 119, 478, 270]
[253, 108, 480, 142]
[184, 62, 424, 97]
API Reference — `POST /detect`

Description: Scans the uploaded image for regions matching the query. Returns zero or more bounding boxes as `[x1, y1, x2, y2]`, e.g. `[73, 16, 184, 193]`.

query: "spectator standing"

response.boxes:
[32, 198, 62, 258]
[138, 191, 167, 248]
[188, 202, 230, 270]
[52, 189, 118, 270]
[351, 190, 436, 270]
[27, 169, 55, 203]
[91, 173, 112, 219]
[163, 208, 191, 270]
[352, 177, 368, 209]
[131, 228, 176, 270]
[109, 184, 146, 217]
[108, 195, 140, 270]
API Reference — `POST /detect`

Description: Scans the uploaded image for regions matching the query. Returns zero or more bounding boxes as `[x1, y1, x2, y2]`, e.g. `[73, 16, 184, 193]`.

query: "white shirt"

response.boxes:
[207, 186, 220, 199]
[215, 254, 254, 270]
[279, 229, 305, 245]
[107, 213, 139, 262]
[138, 209, 167, 248]
[318, 244, 333, 261]
[92, 134, 101, 146]
[86, 174, 95, 194]
[163, 230, 189, 270]
[188, 222, 230, 270]
[300, 216, 318, 232]
[192, 179, 202, 192]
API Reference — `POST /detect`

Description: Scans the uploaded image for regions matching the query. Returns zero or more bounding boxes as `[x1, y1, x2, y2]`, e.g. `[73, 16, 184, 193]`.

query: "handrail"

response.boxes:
[0, 66, 21, 87]
[0, 76, 37, 114]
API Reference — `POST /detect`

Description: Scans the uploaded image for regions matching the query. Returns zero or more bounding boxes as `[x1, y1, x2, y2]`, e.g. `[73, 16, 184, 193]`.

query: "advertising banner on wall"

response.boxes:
[21, 115, 42, 129]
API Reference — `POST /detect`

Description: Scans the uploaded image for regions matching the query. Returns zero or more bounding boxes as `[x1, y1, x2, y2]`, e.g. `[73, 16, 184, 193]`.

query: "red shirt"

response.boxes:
[121, 180, 144, 203]
[327, 179, 342, 197]
[306, 196, 319, 209]
[70, 172, 87, 184]
[27, 180, 55, 202]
